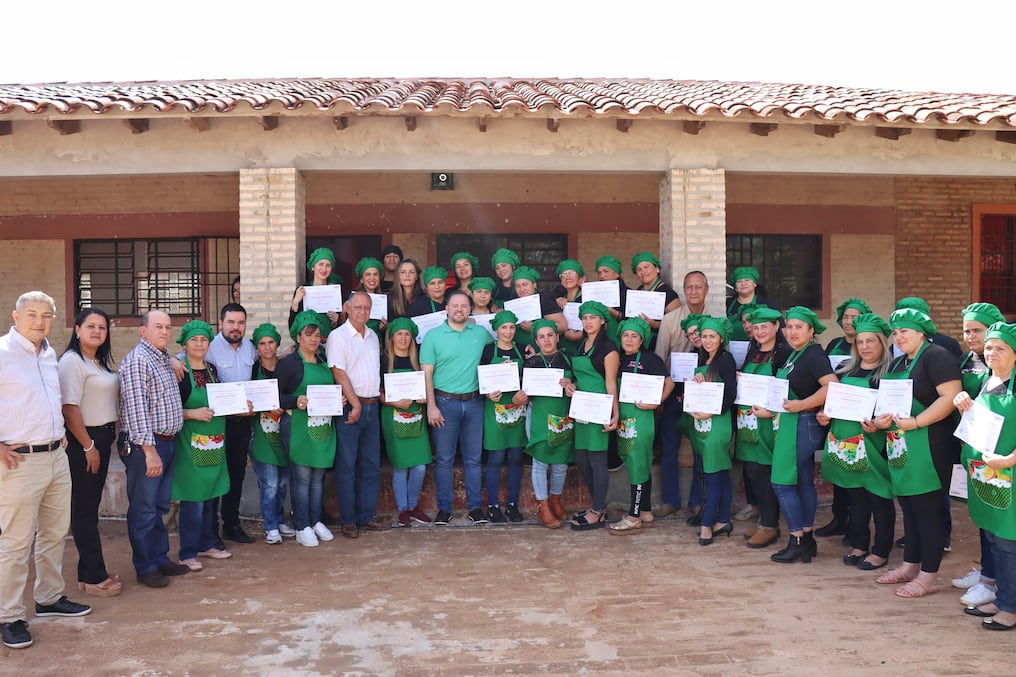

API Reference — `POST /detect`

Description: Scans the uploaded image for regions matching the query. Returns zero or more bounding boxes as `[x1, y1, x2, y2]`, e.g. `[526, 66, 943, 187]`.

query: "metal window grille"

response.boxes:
[980, 214, 1016, 314]
[436, 234, 568, 288]
[726, 234, 822, 309]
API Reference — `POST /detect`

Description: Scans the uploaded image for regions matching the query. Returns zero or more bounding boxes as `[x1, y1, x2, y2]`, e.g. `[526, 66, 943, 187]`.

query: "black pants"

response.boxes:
[899, 489, 946, 573]
[575, 449, 609, 512]
[845, 486, 896, 558]
[66, 423, 116, 584]
[629, 478, 652, 517]
[743, 461, 780, 529]
[215, 416, 251, 530]
[830, 484, 850, 523]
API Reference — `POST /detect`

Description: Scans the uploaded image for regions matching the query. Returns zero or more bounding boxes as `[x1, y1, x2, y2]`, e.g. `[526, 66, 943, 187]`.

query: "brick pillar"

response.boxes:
[659, 168, 727, 317]
[239, 168, 305, 341]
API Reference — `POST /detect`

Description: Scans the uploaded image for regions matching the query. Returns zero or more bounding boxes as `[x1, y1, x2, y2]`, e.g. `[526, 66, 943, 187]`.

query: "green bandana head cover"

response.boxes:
[681, 313, 705, 332]
[749, 306, 783, 325]
[469, 277, 496, 293]
[785, 306, 826, 334]
[630, 252, 661, 274]
[699, 316, 733, 344]
[851, 313, 891, 338]
[290, 310, 328, 342]
[422, 266, 448, 285]
[354, 257, 383, 280]
[450, 252, 479, 274]
[738, 302, 759, 320]
[986, 321, 1016, 352]
[492, 310, 519, 330]
[307, 247, 335, 271]
[895, 296, 931, 315]
[963, 302, 1006, 328]
[889, 308, 936, 336]
[578, 300, 609, 323]
[386, 316, 419, 339]
[490, 248, 520, 268]
[618, 317, 652, 346]
[513, 266, 540, 283]
[530, 318, 559, 337]
[836, 297, 872, 324]
[178, 320, 213, 346]
[595, 255, 622, 274]
[556, 259, 585, 277]
[251, 323, 282, 346]
[732, 266, 760, 283]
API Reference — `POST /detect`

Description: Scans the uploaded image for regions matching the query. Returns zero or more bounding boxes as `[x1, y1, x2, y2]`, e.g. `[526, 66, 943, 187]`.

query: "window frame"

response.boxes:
[725, 233, 825, 311]
[972, 203, 1016, 314]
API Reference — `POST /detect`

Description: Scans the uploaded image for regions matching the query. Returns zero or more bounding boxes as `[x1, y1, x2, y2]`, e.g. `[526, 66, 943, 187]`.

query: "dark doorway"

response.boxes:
[306, 236, 382, 289]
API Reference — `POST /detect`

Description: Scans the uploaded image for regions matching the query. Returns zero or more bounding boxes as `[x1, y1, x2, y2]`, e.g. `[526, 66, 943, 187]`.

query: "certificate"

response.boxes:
[243, 379, 281, 412]
[383, 371, 426, 402]
[728, 341, 750, 369]
[766, 378, 789, 413]
[205, 382, 250, 416]
[367, 293, 388, 321]
[504, 294, 542, 323]
[682, 380, 725, 415]
[619, 372, 665, 405]
[522, 368, 565, 397]
[470, 313, 498, 340]
[949, 464, 968, 500]
[735, 373, 787, 413]
[563, 303, 583, 331]
[954, 401, 1005, 455]
[569, 390, 614, 425]
[306, 384, 343, 417]
[670, 352, 698, 382]
[477, 362, 521, 395]
[302, 284, 343, 313]
[829, 354, 851, 370]
[413, 310, 447, 344]
[874, 379, 913, 417]
[823, 382, 877, 423]
[581, 280, 620, 308]
[624, 289, 666, 320]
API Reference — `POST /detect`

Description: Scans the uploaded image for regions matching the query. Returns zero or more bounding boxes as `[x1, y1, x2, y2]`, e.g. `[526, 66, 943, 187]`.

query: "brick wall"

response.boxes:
[577, 232, 660, 286]
[824, 234, 896, 342]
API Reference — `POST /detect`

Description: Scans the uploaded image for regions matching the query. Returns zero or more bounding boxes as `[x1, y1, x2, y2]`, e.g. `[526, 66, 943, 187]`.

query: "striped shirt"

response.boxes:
[0, 327, 64, 446]
[118, 338, 183, 447]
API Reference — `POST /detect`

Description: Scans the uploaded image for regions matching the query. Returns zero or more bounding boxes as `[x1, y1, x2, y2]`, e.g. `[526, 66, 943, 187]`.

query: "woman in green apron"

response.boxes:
[173, 320, 232, 570]
[770, 307, 837, 563]
[248, 323, 292, 544]
[469, 277, 497, 315]
[630, 252, 681, 349]
[276, 311, 338, 548]
[679, 313, 708, 524]
[955, 321, 1016, 628]
[816, 313, 895, 570]
[737, 306, 791, 548]
[407, 266, 448, 318]
[289, 247, 343, 331]
[450, 252, 479, 298]
[872, 308, 961, 597]
[554, 259, 586, 355]
[509, 266, 568, 353]
[593, 255, 629, 335]
[380, 317, 434, 527]
[608, 317, 674, 534]
[568, 301, 619, 531]
[725, 266, 767, 341]
[491, 247, 520, 306]
[354, 257, 387, 341]
[523, 319, 576, 528]
[687, 317, 737, 545]
[481, 311, 528, 523]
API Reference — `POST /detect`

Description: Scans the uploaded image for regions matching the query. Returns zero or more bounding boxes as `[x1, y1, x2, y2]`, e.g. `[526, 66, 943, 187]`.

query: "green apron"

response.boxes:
[572, 337, 611, 452]
[884, 342, 941, 496]
[960, 352, 989, 398]
[734, 357, 776, 464]
[616, 351, 656, 484]
[250, 363, 287, 466]
[288, 353, 337, 468]
[688, 364, 732, 473]
[770, 345, 809, 486]
[524, 355, 575, 465]
[560, 291, 582, 356]
[820, 373, 892, 499]
[381, 364, 433, 469]
[172, 366, 230, 502]
[726, 294, 756, 342]
[964, 377, 1016, 538]
[483, 344, 527, 451]
[826, 337, 851, 356]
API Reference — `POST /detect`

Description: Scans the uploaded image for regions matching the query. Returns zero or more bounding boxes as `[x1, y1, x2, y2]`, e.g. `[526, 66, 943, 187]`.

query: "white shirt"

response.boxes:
[0, 327, 64, 445]
[58, 352, 120, 426]
[207, 332, 257, 383]
[326, 321, 381, 397]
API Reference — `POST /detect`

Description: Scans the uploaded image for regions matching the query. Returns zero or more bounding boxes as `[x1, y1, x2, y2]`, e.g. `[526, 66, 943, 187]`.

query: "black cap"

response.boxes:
[381, 244, 404, 259]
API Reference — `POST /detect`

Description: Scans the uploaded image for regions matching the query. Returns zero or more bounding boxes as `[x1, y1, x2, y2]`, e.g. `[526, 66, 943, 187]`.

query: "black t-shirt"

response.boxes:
[618, 350, 668, 377]
[574, 332, 619, 381]
[524, 352, 572, 372]
[930, 332, 965, 360]
[780, 343, 834, 400]
[700, 350, 738, 414]
[639, 281, 680, 308]
[493, 280, 517, 304]
[843, 365, 879, 389]
[745, 341, 793, 373]
[179, 364, 219, 404]
[407, 295, 445, 318]
[380, 280, 395, 294]
[481, 342, 525, 368]
[886, 342, 962, 455]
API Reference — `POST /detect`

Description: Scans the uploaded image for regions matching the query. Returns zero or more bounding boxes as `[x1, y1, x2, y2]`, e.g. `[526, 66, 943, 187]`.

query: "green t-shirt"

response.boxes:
[420, 321, 494, 393]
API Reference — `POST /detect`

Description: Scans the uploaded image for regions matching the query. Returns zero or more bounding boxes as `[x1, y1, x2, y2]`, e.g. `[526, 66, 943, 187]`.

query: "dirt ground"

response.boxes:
[1, 503, 1002, 676]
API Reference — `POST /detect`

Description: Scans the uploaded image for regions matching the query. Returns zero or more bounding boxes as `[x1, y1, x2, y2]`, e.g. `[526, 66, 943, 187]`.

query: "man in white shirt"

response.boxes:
[326, 292, 387, 537]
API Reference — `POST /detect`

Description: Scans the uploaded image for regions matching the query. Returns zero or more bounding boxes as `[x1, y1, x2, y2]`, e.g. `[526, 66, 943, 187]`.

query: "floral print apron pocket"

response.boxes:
[547, 414, 575, 447]
[260, 412, 282, 446]
[693, 416, 712, 439]
[617, 417, 638, 457]
[886, 430, 908, 469]
[494, 402, 525, 429]
[308, 415, 332, 441]
[190, 432, 225, 467]
[827, 432, 868, 473]
[736, 406, 758, 443]
[393, 409, 426, 439]
[971, 460, 1013, 510]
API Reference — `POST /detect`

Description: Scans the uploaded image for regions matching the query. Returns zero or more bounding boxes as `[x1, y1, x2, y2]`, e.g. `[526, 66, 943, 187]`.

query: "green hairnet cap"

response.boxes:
[732, 266, 760, 283]
[631, 252, 661, 274]
[422, 266, 448, 285]
[699, 316, 733, 344]
[290, 310, 327, 342]
[578, 300, 609, 323]
[785, 306, 827, 334]
[836, 297, 872, 324]
[178, 320, 213, 346]
[450, 252, 479, 274]
[595, 255, 622, 274]
[251, 323, 281, 346]
[738, 302, 759, 320]
[531, 318, 559, 337]
[986, 321, 1016, 352]
[556, 259, 585, 277]
[307, 247, 335, 271]
[851, 313, 891, 338]
[490, 248, 520, 268]
[386, 316, 419, 339]
[469, 277, 496, 293]
[895, 296, 931, 315]
[355, 257, 383, 280]
[749, 306, 783, 324]
[513, 266, 540, 283]
[681, 313, 705, 332]
[963, 302, 1006, 328]
[618, 317, 652, 346]
[889, 308, 936, 336]
[492, 310, 519, 330]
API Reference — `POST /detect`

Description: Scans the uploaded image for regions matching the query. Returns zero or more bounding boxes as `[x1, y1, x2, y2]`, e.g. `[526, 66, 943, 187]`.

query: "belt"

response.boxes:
[155, 433, 175, 441]
[435, 389, 479, 401]
[12, 440, 61, 454]
[357, 397, 379, 405]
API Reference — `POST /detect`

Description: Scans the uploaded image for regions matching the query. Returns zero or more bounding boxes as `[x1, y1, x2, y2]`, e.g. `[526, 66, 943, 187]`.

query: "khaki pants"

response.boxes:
[0, 450, 72, 622]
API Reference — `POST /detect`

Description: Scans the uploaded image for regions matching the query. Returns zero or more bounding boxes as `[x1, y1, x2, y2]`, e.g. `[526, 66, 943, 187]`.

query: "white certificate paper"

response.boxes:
[829, 354, 851, 370]
[243, 379, 281, 412]
[954, 401, 1005, 455]
[306, 384, 343, 417]
[383, 371, 426, 402]
[619, 372, 665, 405]
[563, 303, 583, 331]
[205, 382, 249, 416]
[624, 289, 666, 320]
[728, 341, 751, 369]
[504, 294, 543, 323]
[874, 379, 914, 417]
[367, 293, 388, 321]
[569, 390, 614, 425]
[581, 280, 620, 308]
[413, 310, 447, 344]
[302, 284, 343, 313]
[670, 352, 698, 382]
[949, 464, 968, 500]
[470, 313, 498, 340]
[477, 363, 521, 395]
[683, 380, 725, 415]
[522, 368, 565, 397]
[823, 382, 878, 423]
[735, 373, 787, 413]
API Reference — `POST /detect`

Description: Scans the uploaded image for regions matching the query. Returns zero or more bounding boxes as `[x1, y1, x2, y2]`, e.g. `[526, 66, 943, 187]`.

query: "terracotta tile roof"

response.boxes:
[1, 78, 1014, 127]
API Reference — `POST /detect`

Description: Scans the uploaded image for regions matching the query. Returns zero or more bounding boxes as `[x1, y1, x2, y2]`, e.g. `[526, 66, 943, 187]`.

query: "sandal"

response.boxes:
[78, 575, 123, 598]
[895, 579, 939, 598]
[608, 516, 642, 535]
[640, 512, 655, 528]
[877, 568, 913, 584]
[570, 510, 605, 531]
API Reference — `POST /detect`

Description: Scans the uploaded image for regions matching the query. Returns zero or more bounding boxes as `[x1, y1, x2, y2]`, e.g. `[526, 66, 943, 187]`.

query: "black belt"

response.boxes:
[12, 440, 61, 454]
[155, 433, 175, 441]
[357, 397, 379, 405]
[434, 389, 479, 401]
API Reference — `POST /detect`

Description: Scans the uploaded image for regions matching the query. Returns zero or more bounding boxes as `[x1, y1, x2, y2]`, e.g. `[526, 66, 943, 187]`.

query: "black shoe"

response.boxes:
[158, 561, 192, 577]
[505, 503, 523, 523]
[468, 508, 490, 524]
[686, 512, 702, 527]
[843, 551, 869, 566]
[138, 570, 170, 588]
[814, 518, 847, 537]
[713, 523, 734, 538]
[1, 620, 32, 649]
[804, 532, 818, 558]
[434, 510, 452, 525]
[223, 524, 255, 544]
[35, 596, 91, 617]
[771, 536, 812, 563]
[857, 557, 887, 571]
[487, 505, 507, 524]
[896, 536, 905, 549]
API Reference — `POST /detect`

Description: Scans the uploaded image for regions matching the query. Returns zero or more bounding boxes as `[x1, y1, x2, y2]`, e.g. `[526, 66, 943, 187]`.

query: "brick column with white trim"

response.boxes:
[659, 168, 727, 317]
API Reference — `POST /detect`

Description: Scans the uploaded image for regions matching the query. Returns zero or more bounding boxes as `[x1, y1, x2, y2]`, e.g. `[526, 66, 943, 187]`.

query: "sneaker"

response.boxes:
[296, 526, 319, 547]
[434, 510, 452, 525]
[278, 523, 297, 537]
[468, 508, 490, 524]
[312, 521, 334, 542]
[265, 529, 283, 544]
[952, 568, 982, 589]
[180, 558, 204, 571]
[409, 508, 432, 524]
[35, 596, 92, 618]
[487, 505, 507, 523]
[944, 537, 952, 553]
[2, 620, 32, 649]
[505, 503, 523, 523]
[961, 583, 997, 606]
[398, 510, 413, 526]
[734, 505, 759, 521]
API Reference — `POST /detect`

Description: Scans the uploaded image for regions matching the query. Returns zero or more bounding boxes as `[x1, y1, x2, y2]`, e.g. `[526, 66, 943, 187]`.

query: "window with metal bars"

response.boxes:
[980, 213, 1016, 314]
[726, 234, 822, 310]
[436, 234, 568, 288]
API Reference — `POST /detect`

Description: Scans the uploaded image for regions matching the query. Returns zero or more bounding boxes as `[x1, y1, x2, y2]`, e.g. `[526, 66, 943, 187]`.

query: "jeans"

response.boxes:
[392, 465, 427, 512]
[178, 499, 217, 560]
[252, 460, 290, 532]
[981, 529, 997, 580]
[845, 487, 896, 558]
[744, 460, 780, 529]
[335, 401, 381, 526]
[689, 452, 704, 510]
[986, 531, 1016, 613]
[658, 394, 684, 508]
[66, 423, 115, 584]
[432, 395, 484, 511]
[771, 412, 824, 533]
[124, 437, 175, 575]
[531, 460, 567, 501]
[290, 464, 326, 530]
[485, 447, 523, 506]
[702, 469, 732, 526]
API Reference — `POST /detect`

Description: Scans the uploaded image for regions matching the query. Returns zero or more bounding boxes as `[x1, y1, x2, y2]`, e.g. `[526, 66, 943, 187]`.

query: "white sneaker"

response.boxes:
[278, 523, 297, 537]
[296, 526, 319, 548]
[265, 529, 282, 545]
[960, 582, 997, 606]
[312, 521, 334, 542]
[951, 567, 982, 589]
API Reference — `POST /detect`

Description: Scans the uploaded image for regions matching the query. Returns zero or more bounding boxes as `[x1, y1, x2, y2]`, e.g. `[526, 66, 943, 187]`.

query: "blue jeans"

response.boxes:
[290, 464, 325, 530]
[702, 469, 732, 527]
[124, 437, 175, 575]
[689, 452, 704, 510]
[659, 394, 684, 508]
[178, 499, 217, 560]
[981, 529, 997, 580]
[531, 460, 567, 501]
[252, 460, 290, 532]
[392, 465, 427, 512]
[334, 401, 381, 526]
[485, 447, 523, 506]
[986, 531, 1016, 613]
[432, 395, 484, 511]
[771, 412, 824, 533]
